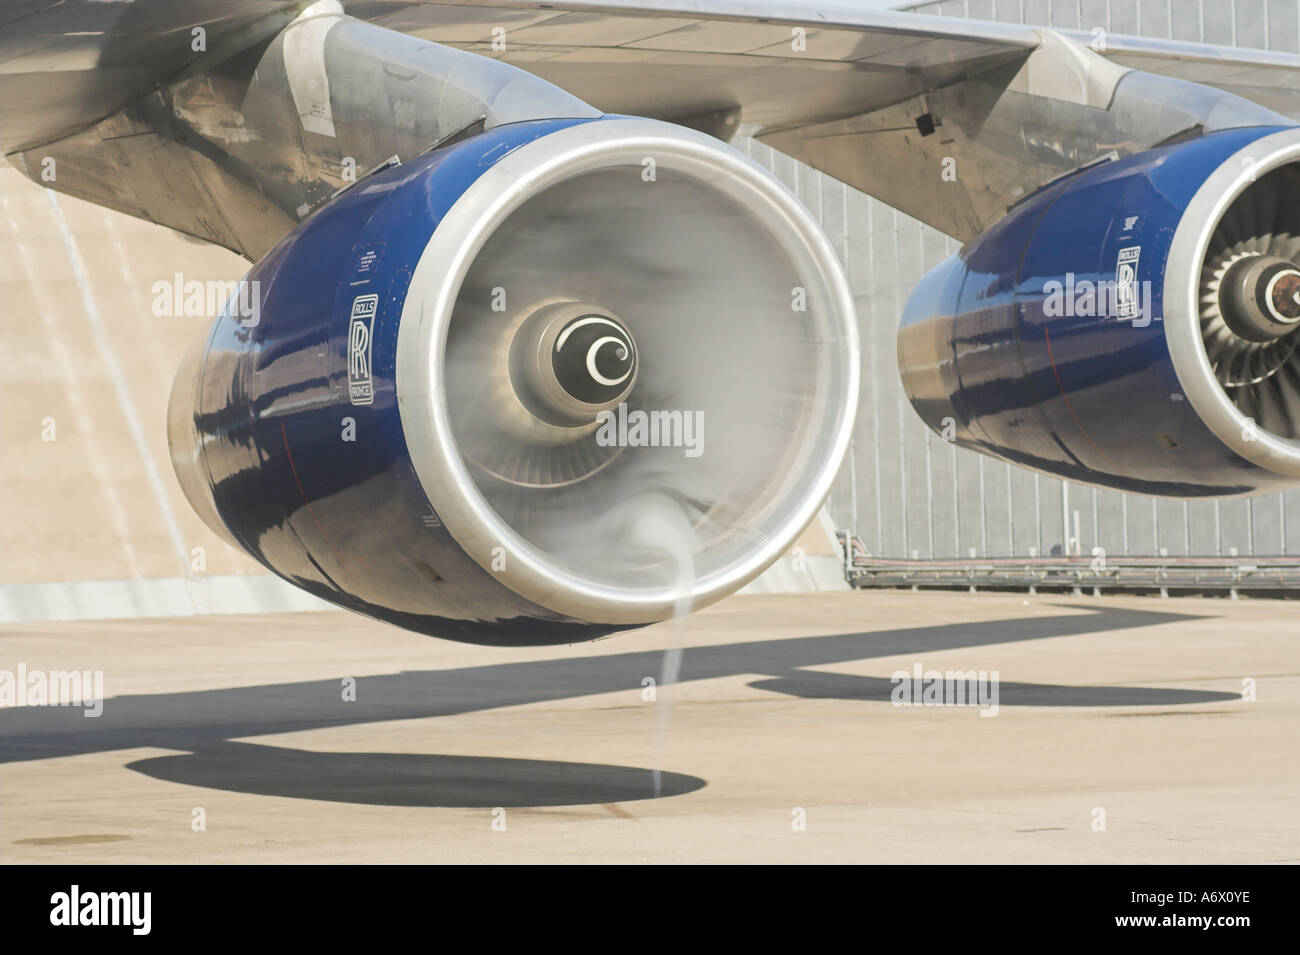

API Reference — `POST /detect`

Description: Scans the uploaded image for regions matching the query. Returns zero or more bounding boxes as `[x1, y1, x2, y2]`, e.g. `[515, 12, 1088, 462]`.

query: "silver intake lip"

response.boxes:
[1166, 127, 1300, 478]
[395, 118, 859, 625]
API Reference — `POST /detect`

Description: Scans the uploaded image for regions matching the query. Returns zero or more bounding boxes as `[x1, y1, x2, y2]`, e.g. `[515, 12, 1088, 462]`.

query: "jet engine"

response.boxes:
[168, 117, 858, 644]
[899, 125, 1300, 497]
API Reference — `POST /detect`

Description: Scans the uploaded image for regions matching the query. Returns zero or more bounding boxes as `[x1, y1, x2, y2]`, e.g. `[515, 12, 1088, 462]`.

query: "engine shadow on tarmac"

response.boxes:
[1, 603, 1233, 807]
[749, 671, 1238, 706]
[126, 742, 705, 807]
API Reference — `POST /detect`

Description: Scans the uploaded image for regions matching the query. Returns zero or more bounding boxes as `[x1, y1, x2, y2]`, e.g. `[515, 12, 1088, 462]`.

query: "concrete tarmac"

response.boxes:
[1, 591, 1296, 863]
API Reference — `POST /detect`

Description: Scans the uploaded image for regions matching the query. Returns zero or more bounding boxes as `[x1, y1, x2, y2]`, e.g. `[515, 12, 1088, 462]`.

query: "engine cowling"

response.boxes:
[899, 125, 1300, 497]
[168, 116, 859, 644]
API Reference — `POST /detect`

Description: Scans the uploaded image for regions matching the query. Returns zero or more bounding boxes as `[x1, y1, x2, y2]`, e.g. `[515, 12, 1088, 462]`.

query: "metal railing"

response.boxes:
[836, 533, 1300, 596]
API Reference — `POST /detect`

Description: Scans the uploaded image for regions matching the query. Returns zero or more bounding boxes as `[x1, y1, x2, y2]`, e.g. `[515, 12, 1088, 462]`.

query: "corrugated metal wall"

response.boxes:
[737, 0, 1300, 560]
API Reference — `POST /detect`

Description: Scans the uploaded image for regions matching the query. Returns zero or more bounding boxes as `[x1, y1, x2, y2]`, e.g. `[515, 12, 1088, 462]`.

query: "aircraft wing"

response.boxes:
[6, 0, 1300, 243]
[8, 0, 1300, 141]
[363, 0, 1300, 125]
[361, 0, 1300, 239]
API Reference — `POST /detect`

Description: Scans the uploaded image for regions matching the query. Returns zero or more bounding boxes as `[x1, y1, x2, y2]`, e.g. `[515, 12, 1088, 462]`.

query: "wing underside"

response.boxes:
[4, 0, 1300, 248]
[364, 1, 1300, 126]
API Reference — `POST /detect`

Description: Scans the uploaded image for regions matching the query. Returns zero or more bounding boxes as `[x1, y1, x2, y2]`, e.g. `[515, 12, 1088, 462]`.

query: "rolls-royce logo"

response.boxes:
[1115, 246, 1141, 320]
[348, 294, 378, 405]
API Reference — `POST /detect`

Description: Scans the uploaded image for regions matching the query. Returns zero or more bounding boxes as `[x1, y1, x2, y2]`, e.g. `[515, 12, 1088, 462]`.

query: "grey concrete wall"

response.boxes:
[735, 0, 1300, 560]
[910, 0, 1299, 51]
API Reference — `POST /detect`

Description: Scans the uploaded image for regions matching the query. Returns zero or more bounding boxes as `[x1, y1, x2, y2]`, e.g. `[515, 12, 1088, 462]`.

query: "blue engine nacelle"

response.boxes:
[899, 125, 1300, 497]
[168, 116, 859, 644]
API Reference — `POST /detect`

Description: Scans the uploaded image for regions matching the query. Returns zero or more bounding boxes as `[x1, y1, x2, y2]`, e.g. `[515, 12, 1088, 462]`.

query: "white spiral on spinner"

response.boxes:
[586, 335, 632, 386]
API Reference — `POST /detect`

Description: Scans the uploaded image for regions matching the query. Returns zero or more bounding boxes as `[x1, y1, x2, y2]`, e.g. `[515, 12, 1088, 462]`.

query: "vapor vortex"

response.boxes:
[409, 118, 858, 626]
[444, 164, 829, 603]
